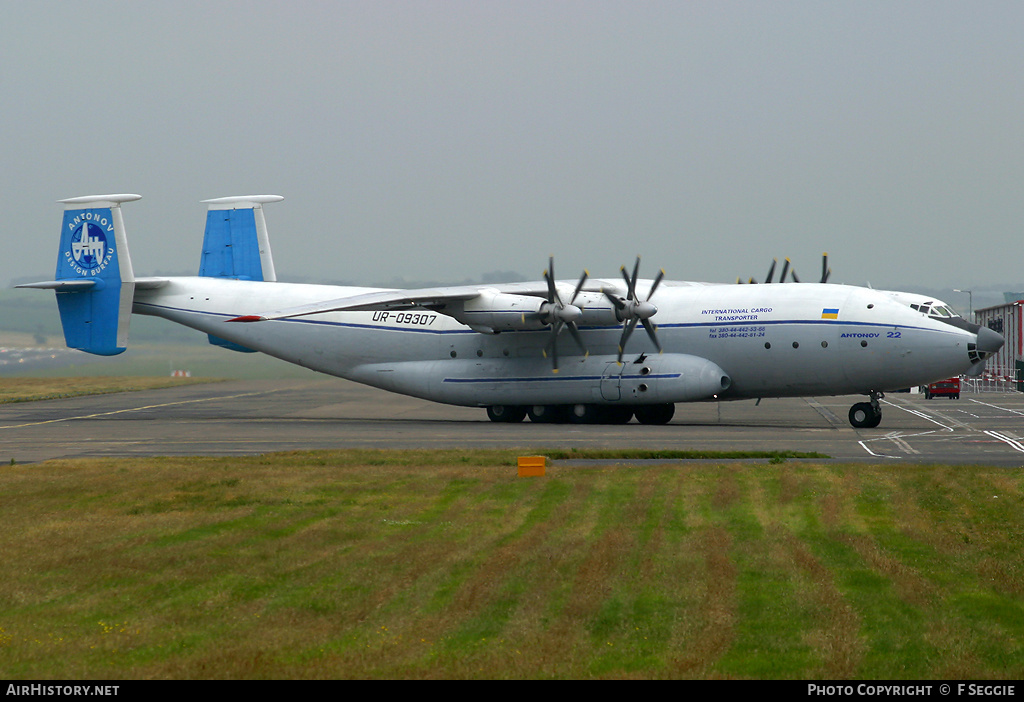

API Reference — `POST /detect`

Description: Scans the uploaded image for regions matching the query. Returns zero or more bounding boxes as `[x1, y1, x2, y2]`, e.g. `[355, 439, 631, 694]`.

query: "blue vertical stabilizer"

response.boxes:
[19, 195, 141, 356]
[198, 195, 280, 281]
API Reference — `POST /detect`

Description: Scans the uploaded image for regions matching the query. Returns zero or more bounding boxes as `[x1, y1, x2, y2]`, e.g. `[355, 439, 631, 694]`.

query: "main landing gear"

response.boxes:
[848, 392, 883, 428]
[485, 403, 676, 425]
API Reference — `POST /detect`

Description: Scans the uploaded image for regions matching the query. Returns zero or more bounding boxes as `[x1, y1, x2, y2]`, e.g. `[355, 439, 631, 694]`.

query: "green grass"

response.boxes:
[1, 451, 1022, 679]
[0, 377, 221, 404]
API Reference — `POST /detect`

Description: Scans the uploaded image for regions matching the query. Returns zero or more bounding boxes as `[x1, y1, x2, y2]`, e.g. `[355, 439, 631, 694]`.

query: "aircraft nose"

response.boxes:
[977, 325, 1004, 356]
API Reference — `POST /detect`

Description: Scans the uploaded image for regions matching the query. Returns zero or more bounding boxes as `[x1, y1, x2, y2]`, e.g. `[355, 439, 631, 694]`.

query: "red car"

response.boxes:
[924, 377, 960, 399]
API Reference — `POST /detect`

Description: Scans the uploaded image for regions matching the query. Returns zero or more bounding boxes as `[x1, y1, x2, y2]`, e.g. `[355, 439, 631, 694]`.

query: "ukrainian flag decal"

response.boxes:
[821, 308, 839, 319]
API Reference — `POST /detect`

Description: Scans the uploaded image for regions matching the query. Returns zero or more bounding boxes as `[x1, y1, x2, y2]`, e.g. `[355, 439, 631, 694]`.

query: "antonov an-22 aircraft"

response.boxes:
[20, 194, 1004, 429]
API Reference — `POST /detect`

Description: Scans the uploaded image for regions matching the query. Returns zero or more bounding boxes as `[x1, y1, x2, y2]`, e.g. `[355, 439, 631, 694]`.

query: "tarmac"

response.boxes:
[2, 377, 1024, 465]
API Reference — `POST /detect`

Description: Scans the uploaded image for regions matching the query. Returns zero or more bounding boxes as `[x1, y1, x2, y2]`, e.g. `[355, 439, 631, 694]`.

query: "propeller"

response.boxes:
[737, 252, 831, 286]
[793, 252, 832, 283]
[603, 256, 664, 364]
[739, 257, 794, 284]
[538, 257, 589, 372]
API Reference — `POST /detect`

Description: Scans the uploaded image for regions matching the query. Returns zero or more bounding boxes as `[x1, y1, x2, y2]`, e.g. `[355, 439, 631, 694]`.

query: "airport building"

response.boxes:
[973, 295, 1024, 392]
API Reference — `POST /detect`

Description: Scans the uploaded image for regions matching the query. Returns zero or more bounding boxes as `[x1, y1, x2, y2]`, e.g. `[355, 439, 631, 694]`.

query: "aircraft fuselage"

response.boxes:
[134, 277, 977, 407]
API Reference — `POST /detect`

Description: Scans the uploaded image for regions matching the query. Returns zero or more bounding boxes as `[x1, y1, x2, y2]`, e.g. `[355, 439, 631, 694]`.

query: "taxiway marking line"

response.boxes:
[983, 430, 1024, 453]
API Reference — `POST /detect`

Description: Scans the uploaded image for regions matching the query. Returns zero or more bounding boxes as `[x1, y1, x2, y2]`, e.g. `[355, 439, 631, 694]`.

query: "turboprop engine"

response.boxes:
[448, 289, 551, 333]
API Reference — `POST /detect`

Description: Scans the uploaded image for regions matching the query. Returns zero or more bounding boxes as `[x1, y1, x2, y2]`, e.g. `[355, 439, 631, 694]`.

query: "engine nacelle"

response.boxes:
[573, 290, 623, 326]
[448, 290, 548, 333]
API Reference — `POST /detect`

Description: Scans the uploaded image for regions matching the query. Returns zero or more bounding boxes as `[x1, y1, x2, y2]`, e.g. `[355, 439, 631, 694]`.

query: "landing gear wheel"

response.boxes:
[849, 402, 882, 428]
[634, 404, 675, 425]
[527, 405, 568, 424]
[568, 404, 602, 424]
[486, 405, 527, 423]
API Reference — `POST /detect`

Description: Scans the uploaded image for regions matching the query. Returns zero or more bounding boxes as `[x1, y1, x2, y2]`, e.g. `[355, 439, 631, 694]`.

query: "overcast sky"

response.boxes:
[3, 1, 1022, 295]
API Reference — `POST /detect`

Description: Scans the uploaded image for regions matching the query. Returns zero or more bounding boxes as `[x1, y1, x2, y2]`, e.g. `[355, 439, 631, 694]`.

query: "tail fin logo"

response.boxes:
[66, 222, 112, 275]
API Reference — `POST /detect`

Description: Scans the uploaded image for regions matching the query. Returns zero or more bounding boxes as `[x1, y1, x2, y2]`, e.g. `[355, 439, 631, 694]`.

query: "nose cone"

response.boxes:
[977, 325, 1005, 356]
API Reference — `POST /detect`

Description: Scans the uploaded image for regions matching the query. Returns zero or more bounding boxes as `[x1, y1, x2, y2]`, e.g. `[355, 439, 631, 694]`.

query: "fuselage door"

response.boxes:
[601, 362, 622, 401]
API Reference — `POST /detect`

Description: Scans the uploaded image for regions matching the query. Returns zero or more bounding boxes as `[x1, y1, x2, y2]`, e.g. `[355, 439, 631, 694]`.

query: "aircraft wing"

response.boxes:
[228, 284, 541, 322]
[226, 280, 614, 324]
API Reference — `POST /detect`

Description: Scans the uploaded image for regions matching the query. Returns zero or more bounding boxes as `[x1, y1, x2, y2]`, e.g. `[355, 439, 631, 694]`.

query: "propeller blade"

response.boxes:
[571, 269, 589, 304]
[543, 322, 561, 372]
[648, 268, 664, 299]
[821, 253, 831, 283]
[544, 257, 562, 307]
[641, 318, 662, 352]
[617, 318, 640, 364]
[603, 289, 626, 311]
[567, 322, 588, 355]
[620, 266, 633, 299]
[791, 267, 800, 283]
[779, 258, 790, 283]
[765, 258, 777, 284]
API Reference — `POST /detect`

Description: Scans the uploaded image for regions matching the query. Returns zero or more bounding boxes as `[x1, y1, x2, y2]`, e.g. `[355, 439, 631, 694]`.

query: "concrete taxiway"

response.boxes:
[2, 378, 1024, 465]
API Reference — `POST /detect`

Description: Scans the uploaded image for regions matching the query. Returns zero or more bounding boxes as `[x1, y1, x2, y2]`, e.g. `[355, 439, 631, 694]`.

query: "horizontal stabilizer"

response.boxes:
[16, 279, 98, 291]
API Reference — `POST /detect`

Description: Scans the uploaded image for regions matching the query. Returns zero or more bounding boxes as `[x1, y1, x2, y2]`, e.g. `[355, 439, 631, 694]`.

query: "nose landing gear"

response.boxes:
[849, 392, 883, 428]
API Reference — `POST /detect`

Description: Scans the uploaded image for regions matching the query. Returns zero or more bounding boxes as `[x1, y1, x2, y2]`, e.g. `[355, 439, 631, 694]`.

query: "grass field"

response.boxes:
[0, 376, 219, 404]
[1, 449, 1022, 679]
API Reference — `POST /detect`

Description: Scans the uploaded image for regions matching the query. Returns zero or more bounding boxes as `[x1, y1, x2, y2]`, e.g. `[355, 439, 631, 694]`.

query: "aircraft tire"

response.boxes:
[486, 405, 527, 423]
[849, 402, 882, 428]
[634, 404, 675, 425]
[527, 405, 569, 424]
[568, 404, 602, 424]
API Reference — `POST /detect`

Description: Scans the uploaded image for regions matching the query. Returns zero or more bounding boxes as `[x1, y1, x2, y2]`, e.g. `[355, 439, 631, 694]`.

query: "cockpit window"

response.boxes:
[909, 301, 959, 318]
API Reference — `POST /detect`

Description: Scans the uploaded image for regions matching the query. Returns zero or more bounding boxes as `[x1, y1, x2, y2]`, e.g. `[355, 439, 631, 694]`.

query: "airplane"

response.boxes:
[18, 194, 1004, 429]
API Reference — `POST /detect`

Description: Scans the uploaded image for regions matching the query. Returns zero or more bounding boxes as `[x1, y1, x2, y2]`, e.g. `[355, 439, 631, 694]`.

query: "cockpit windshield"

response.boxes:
[910, 302, 959, 319]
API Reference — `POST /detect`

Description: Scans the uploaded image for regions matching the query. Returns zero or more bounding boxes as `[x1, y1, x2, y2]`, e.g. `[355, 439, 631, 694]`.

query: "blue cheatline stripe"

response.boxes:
[442, 373, 682, 384]
[657, 318, 942, 333]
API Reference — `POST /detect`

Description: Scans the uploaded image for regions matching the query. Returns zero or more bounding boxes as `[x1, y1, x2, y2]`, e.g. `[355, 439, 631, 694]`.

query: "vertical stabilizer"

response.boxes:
[198, 195, 281, 281]
[28, 194, 140, 355]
